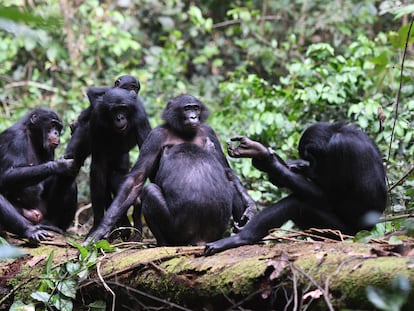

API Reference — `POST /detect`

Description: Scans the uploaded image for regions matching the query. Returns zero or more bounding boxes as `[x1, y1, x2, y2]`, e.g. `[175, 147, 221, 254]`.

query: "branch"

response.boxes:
[387, 15, 414, 162]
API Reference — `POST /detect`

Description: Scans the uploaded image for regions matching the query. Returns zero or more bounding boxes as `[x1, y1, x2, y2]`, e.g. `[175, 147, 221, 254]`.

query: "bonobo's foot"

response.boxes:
[204, 235, 249, 256]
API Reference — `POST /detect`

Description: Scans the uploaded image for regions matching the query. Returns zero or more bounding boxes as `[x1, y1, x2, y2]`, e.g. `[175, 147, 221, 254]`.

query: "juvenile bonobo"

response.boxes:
[205, 121, 388, 255]
[0, 108, 76, 241]
[85, 94, 256, 245]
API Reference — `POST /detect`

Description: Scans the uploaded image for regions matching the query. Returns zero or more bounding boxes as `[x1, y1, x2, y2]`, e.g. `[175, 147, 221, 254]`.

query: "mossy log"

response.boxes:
[2, 235, 414, 310]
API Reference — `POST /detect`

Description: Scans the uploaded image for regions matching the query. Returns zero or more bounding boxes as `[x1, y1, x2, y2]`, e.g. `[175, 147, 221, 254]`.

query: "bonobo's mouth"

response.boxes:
[115, 124, 128, 132]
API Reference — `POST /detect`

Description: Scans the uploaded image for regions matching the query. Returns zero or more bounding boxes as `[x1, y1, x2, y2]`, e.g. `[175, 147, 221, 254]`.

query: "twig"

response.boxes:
[387, 15, 414, 162]
[3, 80, 63, 94]
[96, 253, 116, 311]
[266, 227, 352, 243]
[105, 281, 193, 311]
[388, 163, 414, 191]
[292, 263, 335, 311]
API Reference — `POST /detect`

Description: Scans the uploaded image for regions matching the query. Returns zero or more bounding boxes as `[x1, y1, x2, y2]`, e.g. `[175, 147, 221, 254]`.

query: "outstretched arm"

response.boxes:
[0, 159, 75, 189]
[228, 135, 324, 202]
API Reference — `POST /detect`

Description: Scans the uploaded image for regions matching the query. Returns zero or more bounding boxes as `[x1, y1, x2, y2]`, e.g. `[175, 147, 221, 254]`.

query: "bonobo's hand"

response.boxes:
[234, 203, 256, 232]
[24, 225, 54, 243]
[82, 226, 110, 246]
[50, 158, 76, 175]
[227, 136, 269, 159]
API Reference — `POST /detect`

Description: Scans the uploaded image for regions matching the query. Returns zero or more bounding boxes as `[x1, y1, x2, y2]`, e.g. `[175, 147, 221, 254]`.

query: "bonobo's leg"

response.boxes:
[0, 195, 53, 242]
[44, 176, 77, 230]
[205, 195, 348, 255]
[90, 158, 111, 230]
[130, 201, 142, 241]
[141, 183, 172, 245]
[109, 155, 132, 230]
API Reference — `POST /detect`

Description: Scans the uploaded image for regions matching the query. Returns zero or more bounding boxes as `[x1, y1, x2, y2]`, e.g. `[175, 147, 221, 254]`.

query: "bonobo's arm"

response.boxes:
[0, 159, 75, 190]
[134, 97, 152, 148]
[228, 136, 324, 201]
[87, 86, 111, 106]
[203, 126, 257, 226]
[83, 128, 164, 245]
[0, 195, 53, 242]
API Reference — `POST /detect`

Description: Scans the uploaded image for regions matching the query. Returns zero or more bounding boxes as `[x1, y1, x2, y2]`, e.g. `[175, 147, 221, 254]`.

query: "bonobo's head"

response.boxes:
[100, 88, 137, 134]
[298, 121, 358, 186]
[27, 108, 63, 154]
[114, 75, 140, 94]
[162, 94, 209, 137]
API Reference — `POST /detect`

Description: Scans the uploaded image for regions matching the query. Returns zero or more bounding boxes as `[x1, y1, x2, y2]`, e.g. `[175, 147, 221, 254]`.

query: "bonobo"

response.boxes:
[85, 94, 256, 245]
[205, 121, 388, 255]
[63, 75, 151, 236]
[65, 75, 144, 169]
[0, 108, 76, 241]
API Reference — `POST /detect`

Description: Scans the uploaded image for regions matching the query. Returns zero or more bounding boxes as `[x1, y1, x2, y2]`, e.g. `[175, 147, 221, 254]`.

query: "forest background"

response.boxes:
[0, 0, 414, 239]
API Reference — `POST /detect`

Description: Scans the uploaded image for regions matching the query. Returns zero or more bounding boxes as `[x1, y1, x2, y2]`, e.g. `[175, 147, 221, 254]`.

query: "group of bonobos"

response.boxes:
[0, 75, 388, 255]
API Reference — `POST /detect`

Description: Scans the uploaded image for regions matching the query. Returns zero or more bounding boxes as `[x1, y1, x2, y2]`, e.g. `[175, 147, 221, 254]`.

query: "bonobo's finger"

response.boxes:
[28, 227, 54, 243]
[204, 244, 217, 256]
[228, 147, 243, 158]
[230, 136, 245, 142]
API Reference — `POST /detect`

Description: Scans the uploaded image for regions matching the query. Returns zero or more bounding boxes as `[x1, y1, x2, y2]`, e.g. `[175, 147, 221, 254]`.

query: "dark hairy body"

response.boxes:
[0, 108, 76, 241]
[85, 94, 255, 245]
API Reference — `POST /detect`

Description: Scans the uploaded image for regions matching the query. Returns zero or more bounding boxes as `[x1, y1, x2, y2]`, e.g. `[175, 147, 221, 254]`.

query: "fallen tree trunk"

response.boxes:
[2, 236, 414, 310]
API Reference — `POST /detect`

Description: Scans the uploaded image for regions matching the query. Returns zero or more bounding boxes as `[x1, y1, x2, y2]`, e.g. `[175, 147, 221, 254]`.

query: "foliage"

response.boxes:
[10, 240, 114, 311]
[0, 0, 412, 225]
[366, 275, 411, 311]
[0, 237, 24, 259]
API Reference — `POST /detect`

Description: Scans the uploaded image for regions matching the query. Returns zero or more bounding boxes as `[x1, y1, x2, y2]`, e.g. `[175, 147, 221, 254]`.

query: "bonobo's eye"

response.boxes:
[184, 105, 200, 112]
[50, 120, 63, 133]
[128, 85, 139, 93]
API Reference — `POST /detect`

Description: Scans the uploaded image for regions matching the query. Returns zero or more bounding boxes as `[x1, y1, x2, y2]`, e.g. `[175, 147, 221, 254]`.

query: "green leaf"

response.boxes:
[0, 5, 61, 28]
[394, 4, 414, 19]
[44, 251, 54, 275]
[388, 236, 403, 245]
[88, 300, 107, 310]
[366, 286, 390, 310]
[9, 301, 35, 311]
[57, 279, 77, 299]
[0, 244, 25, 259]
[95, 239, 116, 251]
[31, 291, 51, 303]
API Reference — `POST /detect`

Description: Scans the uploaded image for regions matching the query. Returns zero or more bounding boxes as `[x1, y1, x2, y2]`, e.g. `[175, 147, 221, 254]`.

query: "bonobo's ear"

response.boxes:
[30, 113, 38, 125]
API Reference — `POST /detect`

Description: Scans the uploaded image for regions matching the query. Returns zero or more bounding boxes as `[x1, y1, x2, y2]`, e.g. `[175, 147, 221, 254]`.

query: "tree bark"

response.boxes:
[1, 237, 414, 310]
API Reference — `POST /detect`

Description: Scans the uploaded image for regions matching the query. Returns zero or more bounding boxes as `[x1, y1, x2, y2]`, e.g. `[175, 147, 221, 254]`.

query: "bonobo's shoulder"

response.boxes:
[146, 126, 167, 140]
[200, 124, 215, 134]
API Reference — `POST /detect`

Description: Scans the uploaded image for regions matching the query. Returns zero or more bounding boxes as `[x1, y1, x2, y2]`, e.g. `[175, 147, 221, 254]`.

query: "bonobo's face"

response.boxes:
[46, 120, 63, 150]
[111, 106, 129, 133]
[114, 75, 140, 94]
[182, 103, 201, 130]
[29, 109, 63, 152]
